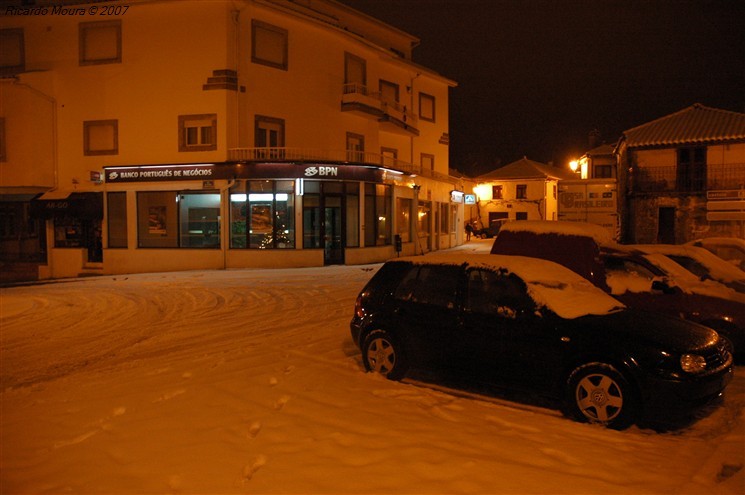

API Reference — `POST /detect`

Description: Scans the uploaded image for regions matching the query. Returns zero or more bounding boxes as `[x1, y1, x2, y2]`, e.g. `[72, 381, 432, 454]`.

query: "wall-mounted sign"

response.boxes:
[105, 162, 387, 183]
[464, 194, 476, 205]
[450, 190, 464, 203]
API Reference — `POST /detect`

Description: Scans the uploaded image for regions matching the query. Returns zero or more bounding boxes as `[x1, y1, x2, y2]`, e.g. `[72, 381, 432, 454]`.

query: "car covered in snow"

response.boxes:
[632, 243, 745, 294]
[350, 253, 733, 429]
[490, 221, 745, 358]
[686, 237, 745, 271]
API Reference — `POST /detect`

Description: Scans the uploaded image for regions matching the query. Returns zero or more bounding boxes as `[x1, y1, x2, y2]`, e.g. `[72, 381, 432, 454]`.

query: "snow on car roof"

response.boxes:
[499, 220, 615, 246]
[634, 244, 745, 283]
[396, 252, 624, 319]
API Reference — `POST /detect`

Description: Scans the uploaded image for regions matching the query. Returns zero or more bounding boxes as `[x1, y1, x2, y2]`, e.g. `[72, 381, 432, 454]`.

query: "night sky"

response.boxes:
[338, 0, 745, 176]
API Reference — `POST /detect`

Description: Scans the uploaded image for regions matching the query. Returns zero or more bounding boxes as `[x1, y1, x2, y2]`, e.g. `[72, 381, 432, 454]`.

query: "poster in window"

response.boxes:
[148, 206, 167, 235]
[251, 204, 273, 234]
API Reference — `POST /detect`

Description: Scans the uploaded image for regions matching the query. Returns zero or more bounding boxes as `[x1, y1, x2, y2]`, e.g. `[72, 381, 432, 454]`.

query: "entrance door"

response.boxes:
[323, 196, 344, 265]
[658, 207, 675, 244]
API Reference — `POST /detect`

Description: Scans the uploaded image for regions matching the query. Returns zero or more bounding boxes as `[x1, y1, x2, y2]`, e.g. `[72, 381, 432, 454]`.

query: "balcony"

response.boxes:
[631, 163, 745, 193]
[341, 83, 419, 136]
[227, 147, 457, 183]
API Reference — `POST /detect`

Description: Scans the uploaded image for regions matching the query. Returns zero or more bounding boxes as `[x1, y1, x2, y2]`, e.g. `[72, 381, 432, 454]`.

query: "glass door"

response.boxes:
[323, 196, 344, 265]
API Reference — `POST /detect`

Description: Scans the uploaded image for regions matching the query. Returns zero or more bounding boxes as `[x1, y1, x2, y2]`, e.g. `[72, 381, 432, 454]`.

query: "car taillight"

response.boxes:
[354, 294, 365, 318]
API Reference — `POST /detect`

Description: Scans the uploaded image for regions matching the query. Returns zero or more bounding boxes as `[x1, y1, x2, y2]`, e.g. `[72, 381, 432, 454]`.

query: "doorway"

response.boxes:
[657, 207, 675, 244]
[323, 196, 344, 265]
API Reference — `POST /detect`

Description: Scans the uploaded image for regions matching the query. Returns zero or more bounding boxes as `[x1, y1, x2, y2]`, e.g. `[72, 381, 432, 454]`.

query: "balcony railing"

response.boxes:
[632, 163, 745, 193]
[227, 147, 458, 184]
[341, 83, 418, 134]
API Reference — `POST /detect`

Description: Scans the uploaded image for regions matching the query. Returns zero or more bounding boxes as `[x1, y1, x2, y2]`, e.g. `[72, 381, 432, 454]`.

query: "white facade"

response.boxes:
[0, 0, 462, 280]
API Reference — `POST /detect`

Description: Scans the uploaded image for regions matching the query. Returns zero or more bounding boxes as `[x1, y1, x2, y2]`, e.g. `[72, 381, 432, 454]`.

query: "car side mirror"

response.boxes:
[651, 280, 675, 294]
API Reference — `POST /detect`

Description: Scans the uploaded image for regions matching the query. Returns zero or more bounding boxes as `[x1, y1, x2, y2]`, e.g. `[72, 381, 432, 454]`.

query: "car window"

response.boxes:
[667, 255, 709, 279]
[465, 269, 534, 318]
[604, 257, 657, 294]
[393, 265, 460, 309]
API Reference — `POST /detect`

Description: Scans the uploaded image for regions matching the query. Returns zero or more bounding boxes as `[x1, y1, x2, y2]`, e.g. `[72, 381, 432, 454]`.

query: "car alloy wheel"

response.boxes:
[362, 329, 407, 380]
[566, 363, 637, 429]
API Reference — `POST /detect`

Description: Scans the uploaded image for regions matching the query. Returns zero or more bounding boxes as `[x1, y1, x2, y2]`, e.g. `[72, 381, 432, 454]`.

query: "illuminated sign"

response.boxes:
[464, 194, 476, 204]
[450, 190, 464, 203]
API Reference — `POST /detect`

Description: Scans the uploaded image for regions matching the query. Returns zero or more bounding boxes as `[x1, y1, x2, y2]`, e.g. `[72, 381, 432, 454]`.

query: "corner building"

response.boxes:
[0, 0, 462, 280]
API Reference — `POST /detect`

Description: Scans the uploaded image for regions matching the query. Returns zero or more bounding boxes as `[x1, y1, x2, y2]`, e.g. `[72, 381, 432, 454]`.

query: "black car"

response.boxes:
[350, 253, 733, 429]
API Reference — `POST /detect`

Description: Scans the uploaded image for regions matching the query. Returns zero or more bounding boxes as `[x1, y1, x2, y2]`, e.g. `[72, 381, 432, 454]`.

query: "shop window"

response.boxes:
[252, 20, 288, 70]
[421, 153, 434, 172]
[0, 28, 24, 76]
[54, 217, 84, 248]
[179, 114, 217, 152]
[418, 201, 431, 240]
[84, 120, 118, 156]
[396, 197, 412, 243]
[439, 203, 449, 233]
[230, 180, 294, 249]
[345, 182, 360, 247]
[79, 21, 121, 66]
[179, 192, 220, 248]
[450, 205, 458, 233]
[107, 192, 127, 248]
[364, 183, 391, 247]
[516, 184, 527, 199]
[137, 191, 178, 248]
[419, 93, 435, 122]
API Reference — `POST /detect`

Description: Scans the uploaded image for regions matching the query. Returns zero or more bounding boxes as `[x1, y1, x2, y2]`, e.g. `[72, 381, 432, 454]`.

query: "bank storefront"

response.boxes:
[96, 161, 464, 276]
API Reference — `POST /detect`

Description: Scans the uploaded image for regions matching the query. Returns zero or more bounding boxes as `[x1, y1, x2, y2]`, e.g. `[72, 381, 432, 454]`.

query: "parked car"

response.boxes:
[490, 221, 745, 357]
[686, 237, 745, 271]
[473, 218, 510, 239]
[350, 253, 733, 429]
[633, 243, 745, 294]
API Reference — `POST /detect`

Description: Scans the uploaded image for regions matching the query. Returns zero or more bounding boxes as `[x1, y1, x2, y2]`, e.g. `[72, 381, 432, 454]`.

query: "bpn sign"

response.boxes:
[304, 166, 338, 177]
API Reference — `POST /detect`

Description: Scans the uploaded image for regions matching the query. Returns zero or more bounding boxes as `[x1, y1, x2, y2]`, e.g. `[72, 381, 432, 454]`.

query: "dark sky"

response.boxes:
[338, 0, 745, 176]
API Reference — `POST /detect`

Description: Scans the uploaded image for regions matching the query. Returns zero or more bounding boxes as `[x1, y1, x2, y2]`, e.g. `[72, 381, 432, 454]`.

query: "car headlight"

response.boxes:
[680, 354, 706, 374]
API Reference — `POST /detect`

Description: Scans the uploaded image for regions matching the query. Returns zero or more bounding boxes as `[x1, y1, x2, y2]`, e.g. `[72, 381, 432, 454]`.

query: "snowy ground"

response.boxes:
[1, 239, 743, 494]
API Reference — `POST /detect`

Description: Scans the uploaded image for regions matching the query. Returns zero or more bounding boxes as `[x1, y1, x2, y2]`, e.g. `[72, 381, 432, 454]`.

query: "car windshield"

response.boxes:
[404, 253, 624, 319]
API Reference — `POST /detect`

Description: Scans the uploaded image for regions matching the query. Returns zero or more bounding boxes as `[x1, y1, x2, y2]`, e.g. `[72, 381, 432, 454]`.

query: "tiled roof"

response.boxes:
[622, 103, 745, 148]
[477, 157, 576, 181]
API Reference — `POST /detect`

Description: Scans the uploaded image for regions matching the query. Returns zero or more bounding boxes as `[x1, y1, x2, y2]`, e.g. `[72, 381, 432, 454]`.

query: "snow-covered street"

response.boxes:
[1, 241, 743, 494]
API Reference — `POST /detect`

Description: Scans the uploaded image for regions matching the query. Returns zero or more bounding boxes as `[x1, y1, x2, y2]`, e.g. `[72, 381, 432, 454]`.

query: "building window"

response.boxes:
[594, 165, 614, 178]
[0, 117, 6, 162]
[379, 80, 400, 106]
[84, 120, 118, 156]
[419, 93, 435, 122]
[516, 184, 527, 199]
[79, 21, 121, 66]
[365, 183, 392, 246]
[347, 132, 365, 162]
[229, 180, 295, 249]
[0, 28, 24, 75]
[492, 185, 503, 199]
[677, 147, 706, 192]
[516, 211, 528, 220]
[381, 147, 398, 167]
[344, 52, 367, 93]
[252, 20, 288, 70]
[178, 114, 217, 152]
[255, 115, 285, 157]
[439, 202, 449, 233]
[421, 153, 435, 171]
[107, 192, 127, 248]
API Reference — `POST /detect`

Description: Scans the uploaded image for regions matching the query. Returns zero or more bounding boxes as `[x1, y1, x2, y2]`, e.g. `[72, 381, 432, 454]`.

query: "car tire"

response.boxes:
[564, 363, 638, 430]
[361, 329, 408, 380]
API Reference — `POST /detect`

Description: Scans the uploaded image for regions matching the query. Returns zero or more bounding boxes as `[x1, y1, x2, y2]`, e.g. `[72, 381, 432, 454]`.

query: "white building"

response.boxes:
[471, 157, 576, 230]
[0, 0, 462, 281]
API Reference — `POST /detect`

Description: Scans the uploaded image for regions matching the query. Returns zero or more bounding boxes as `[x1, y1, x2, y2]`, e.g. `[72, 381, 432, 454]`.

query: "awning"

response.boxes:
[29, 191, 103, 219]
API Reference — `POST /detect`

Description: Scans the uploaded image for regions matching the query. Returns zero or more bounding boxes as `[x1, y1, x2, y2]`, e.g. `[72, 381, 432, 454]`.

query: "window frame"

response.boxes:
[419, 92, 436, 122]
[84, 119, 119, 156]
[251, 19, 288, 71]
[421, 153, 435, 172]
[0, 28, 25, 75]
[516, 184, 528, 199]
[179, 114, 217, 152]
[79, 20, 122, 66]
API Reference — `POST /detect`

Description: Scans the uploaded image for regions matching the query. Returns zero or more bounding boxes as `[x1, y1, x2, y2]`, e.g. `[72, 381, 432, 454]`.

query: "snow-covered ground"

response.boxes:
[1, 239, 743, 494]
